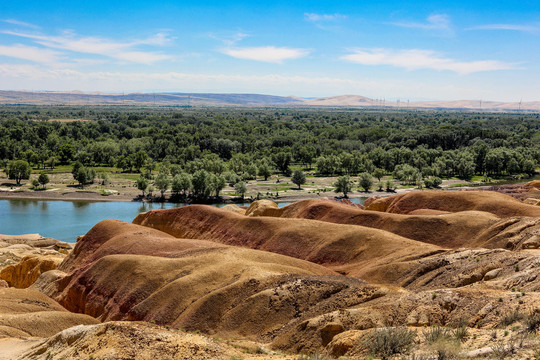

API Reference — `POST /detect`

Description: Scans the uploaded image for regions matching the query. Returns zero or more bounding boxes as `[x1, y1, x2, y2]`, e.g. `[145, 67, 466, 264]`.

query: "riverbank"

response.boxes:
[0, 188, 370, 204]
[0, 189, 134, 202]
[0, 174, 533, 204]
[0, 183, 486, 204]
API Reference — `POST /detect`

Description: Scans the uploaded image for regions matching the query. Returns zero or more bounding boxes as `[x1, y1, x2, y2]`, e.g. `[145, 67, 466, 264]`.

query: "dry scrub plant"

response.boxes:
[362, 326, 416, 359]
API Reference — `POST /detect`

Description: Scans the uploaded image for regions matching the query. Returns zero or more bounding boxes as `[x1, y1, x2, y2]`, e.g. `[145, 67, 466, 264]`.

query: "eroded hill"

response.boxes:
[2, 190, 540, 358]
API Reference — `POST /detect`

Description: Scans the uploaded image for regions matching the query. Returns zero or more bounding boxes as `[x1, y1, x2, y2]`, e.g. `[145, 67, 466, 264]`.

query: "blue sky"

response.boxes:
[0, 0, 539, 101]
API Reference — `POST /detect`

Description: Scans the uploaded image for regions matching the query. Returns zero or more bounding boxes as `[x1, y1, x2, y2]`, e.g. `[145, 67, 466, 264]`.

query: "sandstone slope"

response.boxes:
[364, 190, 540, 217]
[39, 219, 396, 350]
[36, 217, 540, 355]
[0, 287, 98, 338]
[132, 205, 445, 281]
[246, 199, 500, 248]
[16, 322, 255, 360]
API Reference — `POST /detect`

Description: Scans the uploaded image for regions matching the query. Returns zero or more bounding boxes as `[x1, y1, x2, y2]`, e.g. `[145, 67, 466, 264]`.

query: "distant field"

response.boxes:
[47, 118, 91, 122]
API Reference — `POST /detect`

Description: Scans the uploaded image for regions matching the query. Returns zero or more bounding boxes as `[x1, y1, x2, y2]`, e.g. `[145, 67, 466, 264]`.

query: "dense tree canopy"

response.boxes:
[0, 106, 538, 186]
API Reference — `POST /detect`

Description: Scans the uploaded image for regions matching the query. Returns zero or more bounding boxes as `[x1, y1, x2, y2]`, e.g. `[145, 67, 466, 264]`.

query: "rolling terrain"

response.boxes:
[2, 189, 540, 358]
[1, 90, 538, 111]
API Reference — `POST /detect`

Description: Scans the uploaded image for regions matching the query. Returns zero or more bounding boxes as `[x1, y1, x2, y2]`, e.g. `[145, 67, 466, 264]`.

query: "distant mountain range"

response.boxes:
[0, 90, 538, 111]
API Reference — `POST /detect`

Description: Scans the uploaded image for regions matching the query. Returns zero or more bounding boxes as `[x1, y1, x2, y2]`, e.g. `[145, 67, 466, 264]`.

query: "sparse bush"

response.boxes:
[402, 354, 431, 360]
[499, 310, 524, 327]
[431, 339, 461, 360]
[362, 327, 416, 359]
[453, 326, 469, 342]
[492, 340, 517, 359]
[296, 353, 330, 360]
[524, 309, 540, 333]
[424, 326, 451, 344]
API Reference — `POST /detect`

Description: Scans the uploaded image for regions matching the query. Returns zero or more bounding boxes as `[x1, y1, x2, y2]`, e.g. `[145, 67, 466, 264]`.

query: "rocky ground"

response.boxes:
[2, 187, 540, 358]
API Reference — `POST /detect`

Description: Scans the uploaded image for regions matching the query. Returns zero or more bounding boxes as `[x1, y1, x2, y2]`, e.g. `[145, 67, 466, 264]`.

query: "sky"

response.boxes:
[0, 0, 539, 101]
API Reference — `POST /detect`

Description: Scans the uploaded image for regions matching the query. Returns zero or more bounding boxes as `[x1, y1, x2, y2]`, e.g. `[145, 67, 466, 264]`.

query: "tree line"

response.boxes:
[1, 107, 539, 195]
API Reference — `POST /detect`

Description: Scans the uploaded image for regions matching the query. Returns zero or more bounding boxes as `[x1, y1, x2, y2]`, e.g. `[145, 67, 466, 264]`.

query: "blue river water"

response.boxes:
[0, 197, 365, 243]
[0, 200, 253, 242]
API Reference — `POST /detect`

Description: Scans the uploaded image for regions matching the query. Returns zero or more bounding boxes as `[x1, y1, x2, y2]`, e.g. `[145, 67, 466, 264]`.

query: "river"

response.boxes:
[0, 198, 364, 243]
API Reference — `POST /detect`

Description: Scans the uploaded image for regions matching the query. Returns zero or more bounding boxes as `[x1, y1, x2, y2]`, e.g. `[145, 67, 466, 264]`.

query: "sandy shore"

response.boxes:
[0, 184, 489, 204]
[0, 188, 401, 204]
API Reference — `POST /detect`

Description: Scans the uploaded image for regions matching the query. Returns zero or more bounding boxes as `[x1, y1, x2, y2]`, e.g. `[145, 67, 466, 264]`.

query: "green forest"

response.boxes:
[1, 106, 539, 198]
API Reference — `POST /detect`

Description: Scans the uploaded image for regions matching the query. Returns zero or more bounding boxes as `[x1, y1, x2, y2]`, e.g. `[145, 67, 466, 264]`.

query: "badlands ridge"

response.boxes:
[2, 185, 540, 358]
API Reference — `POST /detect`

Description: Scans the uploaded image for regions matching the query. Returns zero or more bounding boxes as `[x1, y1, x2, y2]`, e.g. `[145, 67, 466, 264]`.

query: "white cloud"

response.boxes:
[468, 24, 540, 33]
[304, 13, 347, 22]
[0, 44, 60, 64]
[0, 64, 378, 94]
[341, 48, 517, 75]
[2, 30, 172, 64]
[2, 19, 40, 29]
[221, 46, 310, 63]
[391, 14, 452, 33]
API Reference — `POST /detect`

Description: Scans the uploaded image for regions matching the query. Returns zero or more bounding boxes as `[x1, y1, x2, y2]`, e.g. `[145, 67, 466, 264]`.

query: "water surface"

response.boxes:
[0, 197, 365, 243]
[0, 200, 253, 242]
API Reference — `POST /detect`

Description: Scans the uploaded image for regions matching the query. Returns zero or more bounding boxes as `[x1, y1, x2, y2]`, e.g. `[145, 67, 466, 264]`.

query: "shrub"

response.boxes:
[453, 326, 469, 342]
[424, 326, 451, 344]
[430, 338, 461, 360]
[499, 310, 523, 327]
[524, 309, 540, 333]
[296, 353, 330, 360]
[385, 180, 396, 192]
[362, 327, 416, 359]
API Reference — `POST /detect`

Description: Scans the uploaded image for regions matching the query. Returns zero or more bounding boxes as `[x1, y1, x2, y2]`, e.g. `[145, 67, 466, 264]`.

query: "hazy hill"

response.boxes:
[0, 90, 538, 111]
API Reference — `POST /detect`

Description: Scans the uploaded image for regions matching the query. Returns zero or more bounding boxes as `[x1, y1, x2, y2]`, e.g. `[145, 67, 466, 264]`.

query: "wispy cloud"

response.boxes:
[221, 46, 310, 63]
[209, 31, 250, 47]
[390, 14, 452, 34]
[0, 63, 531, 101]
[2, 19, 40, 29]
[341, 48, 517, 75]
[468, 23, 540, 33]
[305, 13, 347, 31]
[0, 44, 60, 64]
[0, 64, 384, 96]
[2, 30, 172, 64]
[304, 13, 347, 22]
